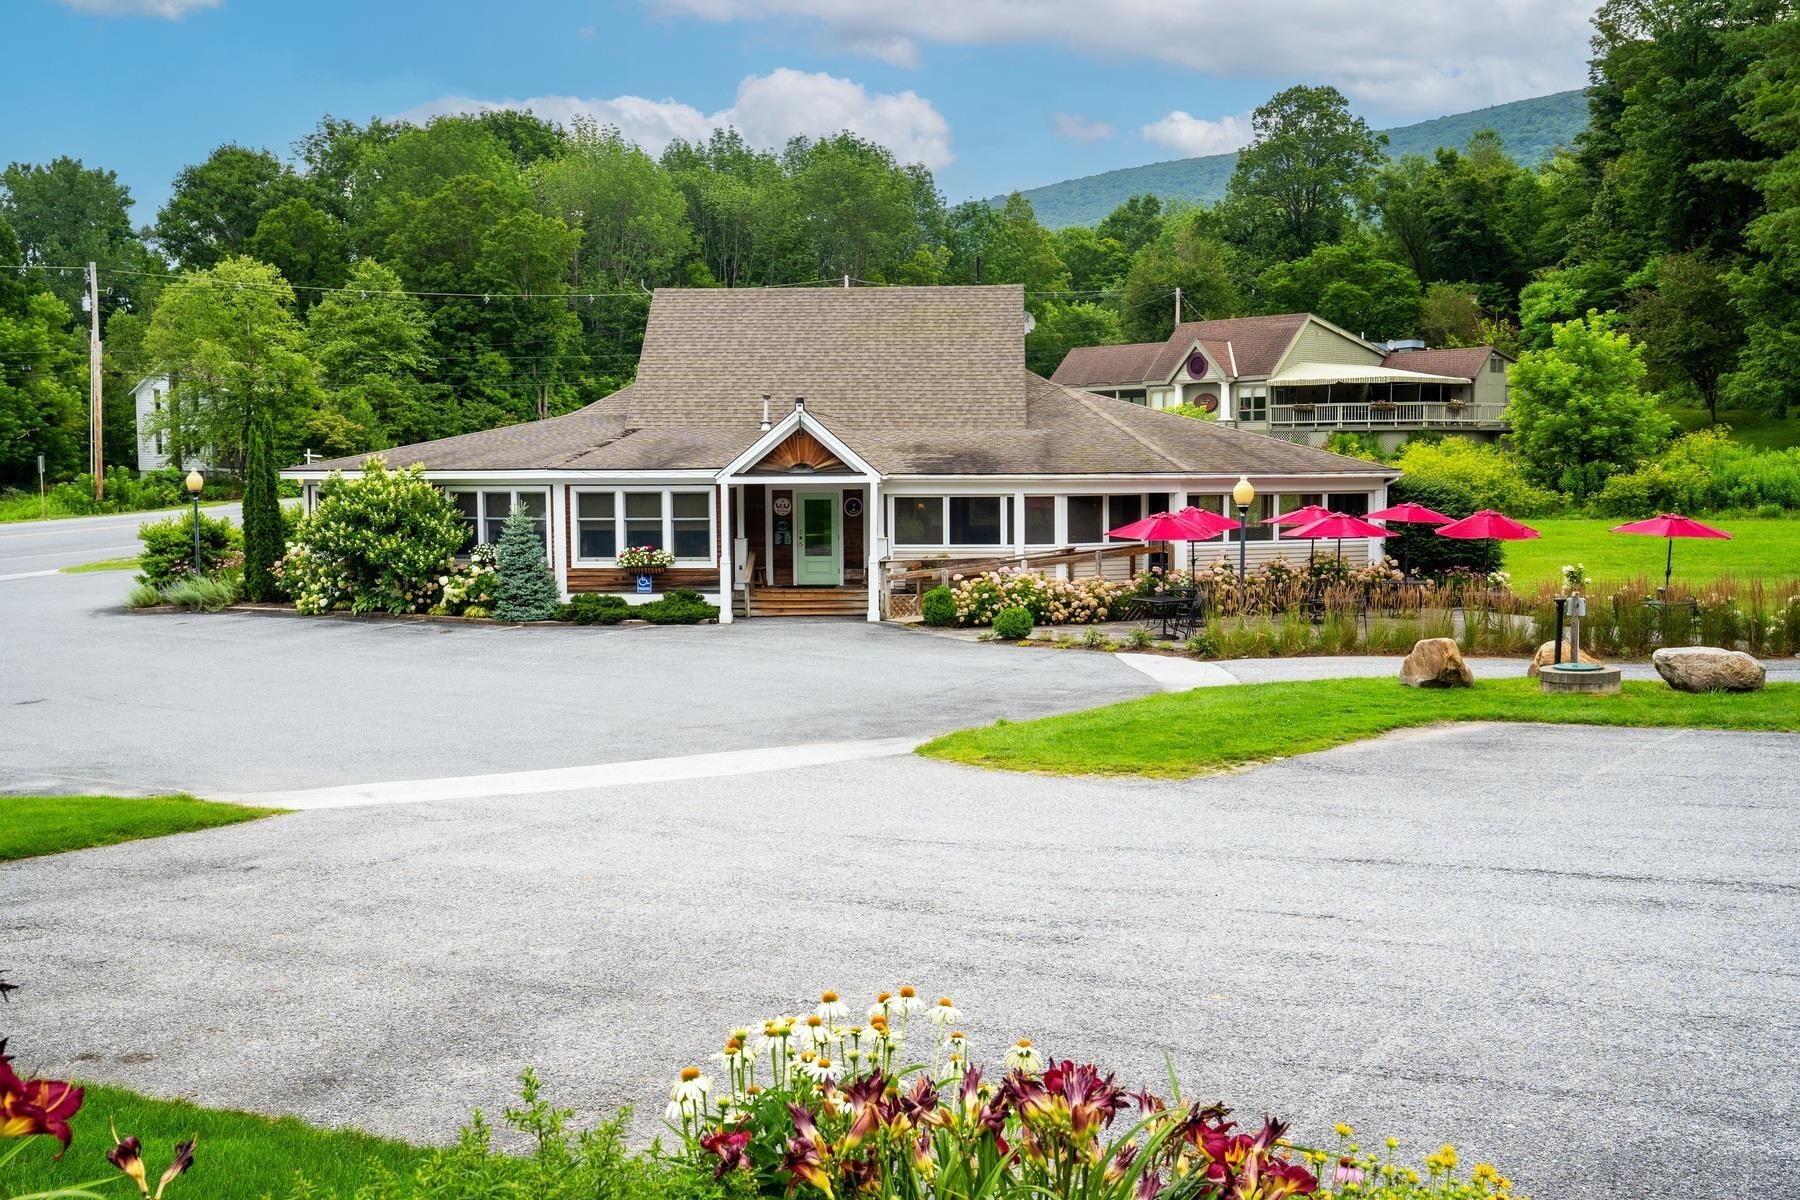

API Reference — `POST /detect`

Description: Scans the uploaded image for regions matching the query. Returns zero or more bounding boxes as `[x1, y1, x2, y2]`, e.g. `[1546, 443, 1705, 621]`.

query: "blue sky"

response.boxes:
[3, 0, 1596, 226]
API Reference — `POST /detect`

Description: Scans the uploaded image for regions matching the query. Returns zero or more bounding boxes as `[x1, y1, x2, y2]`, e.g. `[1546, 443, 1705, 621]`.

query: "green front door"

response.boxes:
[794, 491, 841, 585]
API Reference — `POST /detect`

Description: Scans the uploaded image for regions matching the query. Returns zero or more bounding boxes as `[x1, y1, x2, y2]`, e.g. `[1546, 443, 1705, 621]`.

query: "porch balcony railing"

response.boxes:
[1263, 401, 1508, 429]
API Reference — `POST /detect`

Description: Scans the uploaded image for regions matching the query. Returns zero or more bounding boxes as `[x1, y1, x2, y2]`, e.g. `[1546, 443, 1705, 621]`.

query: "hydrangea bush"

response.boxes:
[671, 988, 1524, 1200]
[950, 568, 1129, 626]
[275, 459, 466, 615]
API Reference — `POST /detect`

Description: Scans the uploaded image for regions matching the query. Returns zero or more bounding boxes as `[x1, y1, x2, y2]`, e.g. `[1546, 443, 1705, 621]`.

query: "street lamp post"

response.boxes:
[185, 469, 204, 575]
[1231, 474, 1255, 608]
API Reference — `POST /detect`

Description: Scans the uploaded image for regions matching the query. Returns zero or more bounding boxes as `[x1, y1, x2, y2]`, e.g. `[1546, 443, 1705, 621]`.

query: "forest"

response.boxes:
[1, 0, 1796, 490]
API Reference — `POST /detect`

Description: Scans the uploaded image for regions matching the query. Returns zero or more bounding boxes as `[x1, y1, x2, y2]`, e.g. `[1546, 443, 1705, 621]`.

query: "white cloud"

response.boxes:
[644, 0, 1596, 115]
[57, 0, 218, 15]
[1138, 110, 1252, 157]
[396, 68, 953, 169]
[1052, 112, 1114, 143]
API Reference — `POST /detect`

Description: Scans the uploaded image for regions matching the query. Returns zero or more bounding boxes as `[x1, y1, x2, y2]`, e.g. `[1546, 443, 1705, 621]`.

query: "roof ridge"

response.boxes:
[1041, 376, 1188, 471]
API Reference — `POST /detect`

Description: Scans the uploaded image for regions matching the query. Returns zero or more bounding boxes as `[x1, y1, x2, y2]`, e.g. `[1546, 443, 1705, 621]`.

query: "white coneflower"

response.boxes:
[815, 990, 849, 1022]
[797, 1013, 832, 1052]
[802, 1056, 843, 1083]
[929, 997, 961, 1027]
[666, 1066, 711, 1124]
[938, 1052, 967, 1082]
[1004, 1039, 1044, 1073]
[867, 992, 895, 1022]
[895, 986, 927, 1018]
[945, 1031, 968, 1059]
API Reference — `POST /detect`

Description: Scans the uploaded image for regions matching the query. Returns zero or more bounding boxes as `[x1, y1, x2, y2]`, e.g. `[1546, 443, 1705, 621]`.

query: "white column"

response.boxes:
[1368, 482, 1389, 565]
[865, 476, 882, 622]
[549, 482, 571, 601]
[717, 482, 735, 623]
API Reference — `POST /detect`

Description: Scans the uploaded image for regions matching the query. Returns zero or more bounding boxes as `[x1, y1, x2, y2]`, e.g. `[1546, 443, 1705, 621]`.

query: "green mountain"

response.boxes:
[999, 90, 1589, 228]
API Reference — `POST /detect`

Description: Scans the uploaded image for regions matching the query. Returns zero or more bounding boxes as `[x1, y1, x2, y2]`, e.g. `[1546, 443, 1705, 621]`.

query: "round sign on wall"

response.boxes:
[844, 495, 864, 517]
[1197, 392, 1220, 413]
[772, 496, 793, 516]
[1185, 350, 1209, 379]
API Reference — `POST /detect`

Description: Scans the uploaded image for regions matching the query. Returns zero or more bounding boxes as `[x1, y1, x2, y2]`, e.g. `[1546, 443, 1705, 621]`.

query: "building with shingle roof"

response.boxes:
[286, 286, 1398, 621]
[1052, 313, 1512, 450]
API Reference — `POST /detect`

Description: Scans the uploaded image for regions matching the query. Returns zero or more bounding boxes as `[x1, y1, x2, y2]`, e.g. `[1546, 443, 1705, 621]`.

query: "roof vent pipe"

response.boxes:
[760, 394, 771, 432]
[794, 396, 806, 413]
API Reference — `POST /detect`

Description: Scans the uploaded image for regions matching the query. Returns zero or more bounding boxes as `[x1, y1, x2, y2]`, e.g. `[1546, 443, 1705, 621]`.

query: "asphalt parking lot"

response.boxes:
[4, 568, 1798, 1197]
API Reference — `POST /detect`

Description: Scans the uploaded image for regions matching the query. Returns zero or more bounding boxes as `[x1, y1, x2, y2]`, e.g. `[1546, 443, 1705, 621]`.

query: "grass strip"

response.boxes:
[2, 1083, 423, 1200]
[60, 557, 139, 573]
[918, 677, 1800, 778]
[0, 794, 282, 862]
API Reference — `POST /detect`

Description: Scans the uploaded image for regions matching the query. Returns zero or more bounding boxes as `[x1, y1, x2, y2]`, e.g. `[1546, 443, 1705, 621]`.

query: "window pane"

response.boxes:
[483, 517, 507, 546]
[482, 491, 512, 519]
[578, 527, 616, 559]
[1067, 495, 1103, 543]
[671, 491, 708, 519]
[948, 496, 1003, 545]
[625, 522, 663, 550]
[1238, 495, 1274, 541]
[673, 525, 710, 559]
[1024, 495, 1056, 544]
[1106, 495, 1142, 540]
[625, 492, 662, 519]
[577, 492, 614, 519]
[1327, 492, 1370, 517]
[893, 497, 943, 545]
[518, 491, 547, 519]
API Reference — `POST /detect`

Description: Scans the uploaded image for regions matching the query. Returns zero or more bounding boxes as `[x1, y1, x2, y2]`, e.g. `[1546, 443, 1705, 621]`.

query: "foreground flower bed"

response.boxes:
[669, 989, 1520, 1200]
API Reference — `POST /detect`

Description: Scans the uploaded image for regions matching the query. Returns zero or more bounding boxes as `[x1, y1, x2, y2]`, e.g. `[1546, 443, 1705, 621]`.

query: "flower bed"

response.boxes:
[670, 988, 1519, 1200]
[950, 568, 1130, 626]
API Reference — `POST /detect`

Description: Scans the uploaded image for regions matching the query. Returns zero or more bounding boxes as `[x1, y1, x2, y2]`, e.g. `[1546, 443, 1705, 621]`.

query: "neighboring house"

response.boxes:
[131, 374, 213, 473]
[1051, 314, 1513, 450]
[284, 286, 1397, 622]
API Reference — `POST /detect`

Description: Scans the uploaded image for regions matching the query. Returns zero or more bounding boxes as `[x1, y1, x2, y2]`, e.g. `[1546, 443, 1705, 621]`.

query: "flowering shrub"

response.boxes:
[136, 512, 241, 588]
[275, 459, 466, 615]
[430, 560, 497, 616]
[992, 605, 1034, 639]
[951, 568, 1128, 626]
[1559, 563, 1589, 595]
[671, 989, 1523, 1200]
[617, 545, 675, 570]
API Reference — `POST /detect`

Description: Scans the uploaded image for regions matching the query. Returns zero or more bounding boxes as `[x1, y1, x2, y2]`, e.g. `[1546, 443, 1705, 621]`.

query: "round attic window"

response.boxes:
[1185, 350, 1209, 379]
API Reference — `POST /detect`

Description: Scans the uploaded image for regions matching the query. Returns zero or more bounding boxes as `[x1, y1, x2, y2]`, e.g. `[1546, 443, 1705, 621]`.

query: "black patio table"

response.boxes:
[1138, 594, 1191, 639]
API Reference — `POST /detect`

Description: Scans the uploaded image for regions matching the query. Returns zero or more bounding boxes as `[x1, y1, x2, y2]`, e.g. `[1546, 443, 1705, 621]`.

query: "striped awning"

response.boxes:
[1266, 361, 1470, 387]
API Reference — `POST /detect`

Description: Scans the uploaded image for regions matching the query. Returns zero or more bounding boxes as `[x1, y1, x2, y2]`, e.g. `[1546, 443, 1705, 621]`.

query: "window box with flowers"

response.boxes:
[617, 546, 675, 573]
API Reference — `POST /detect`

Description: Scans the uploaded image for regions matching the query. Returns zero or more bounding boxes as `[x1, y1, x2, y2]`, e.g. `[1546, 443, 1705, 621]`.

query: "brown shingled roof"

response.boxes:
[1379, 346, 1496, 378]
[1050, 341, 1163, 388]
[628, 284, 1027, 429]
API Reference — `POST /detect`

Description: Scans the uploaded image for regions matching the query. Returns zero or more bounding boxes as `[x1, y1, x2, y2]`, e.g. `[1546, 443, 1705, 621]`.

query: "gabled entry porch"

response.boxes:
[716, 401, 883, 621]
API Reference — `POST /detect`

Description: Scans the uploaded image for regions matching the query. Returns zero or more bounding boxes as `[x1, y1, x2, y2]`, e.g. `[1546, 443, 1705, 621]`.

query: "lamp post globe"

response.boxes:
[1231, 476, 1255, 606]
[186, 469, 204, 576]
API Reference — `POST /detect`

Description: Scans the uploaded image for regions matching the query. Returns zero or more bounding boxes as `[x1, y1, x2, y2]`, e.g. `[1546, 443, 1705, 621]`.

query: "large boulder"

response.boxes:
[1652, 647, 1766, 693]
[1401, 637, 1475, 688]
[1527, 640, 1603, 677]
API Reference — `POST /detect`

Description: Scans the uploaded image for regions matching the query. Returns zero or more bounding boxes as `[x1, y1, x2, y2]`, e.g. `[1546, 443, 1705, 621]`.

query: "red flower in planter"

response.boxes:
[0, 1040, 84, 1151]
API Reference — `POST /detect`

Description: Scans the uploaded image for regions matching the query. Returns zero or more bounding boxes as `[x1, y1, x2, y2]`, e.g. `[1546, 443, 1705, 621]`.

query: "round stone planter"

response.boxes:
[1539, 662, 1622, 695]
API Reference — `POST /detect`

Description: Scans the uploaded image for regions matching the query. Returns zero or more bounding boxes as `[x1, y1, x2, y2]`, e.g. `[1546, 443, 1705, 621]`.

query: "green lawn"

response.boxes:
[918, 677, 1800, 778]
[0, 794, 282, 862]
[0, 495, 235, 525]
[3, 1084, 423, 1200]
[60, 556, 139, 573]
[1665, 405, 1800, 450]
[1501, 516, 1800, 590]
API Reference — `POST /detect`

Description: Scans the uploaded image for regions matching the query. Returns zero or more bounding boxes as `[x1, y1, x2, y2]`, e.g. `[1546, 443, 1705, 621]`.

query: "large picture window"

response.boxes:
[1066, 496, 1104, 543]
[1023, 495, 1056, 545]
[573, 488, 714, 564]
[893, 497, 943, 545]
[447, 489, 547, 553]
[891, 496, 1007, 547]
[949, 496, 1003, 545]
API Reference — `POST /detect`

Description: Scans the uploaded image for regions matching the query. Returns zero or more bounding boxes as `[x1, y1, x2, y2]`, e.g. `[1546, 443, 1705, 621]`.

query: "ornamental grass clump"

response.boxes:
[671, 989, 1523, 1200]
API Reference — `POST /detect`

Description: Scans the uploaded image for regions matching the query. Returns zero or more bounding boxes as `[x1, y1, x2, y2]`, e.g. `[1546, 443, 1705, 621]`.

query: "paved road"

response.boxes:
[0, 503, 245, 577]
[6, 725, 1797, 1199]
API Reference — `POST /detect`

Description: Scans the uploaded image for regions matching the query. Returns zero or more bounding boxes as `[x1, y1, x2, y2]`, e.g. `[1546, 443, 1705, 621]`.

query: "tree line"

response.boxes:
[1, 0, 1795, 492]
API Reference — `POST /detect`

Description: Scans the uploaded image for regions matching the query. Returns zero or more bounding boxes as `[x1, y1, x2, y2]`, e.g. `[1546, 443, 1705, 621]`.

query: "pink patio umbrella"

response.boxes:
[1366, 501, 1453, 577]
[1108, 508, 1242, 574]
[1286, 511, 1390, 565]
[1434, 509, 1541, 541]
[1609, 512, 1732, 591]
[1265, 503, 1331, 563]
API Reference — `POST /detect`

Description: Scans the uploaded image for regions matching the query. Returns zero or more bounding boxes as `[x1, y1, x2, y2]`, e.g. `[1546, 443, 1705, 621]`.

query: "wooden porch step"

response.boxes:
[742, 587, 869, 618]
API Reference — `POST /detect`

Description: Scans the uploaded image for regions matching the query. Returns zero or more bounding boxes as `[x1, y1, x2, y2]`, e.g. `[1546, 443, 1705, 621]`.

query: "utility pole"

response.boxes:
[87, 262, 103, 501]
[1174, 286, 1182, 327]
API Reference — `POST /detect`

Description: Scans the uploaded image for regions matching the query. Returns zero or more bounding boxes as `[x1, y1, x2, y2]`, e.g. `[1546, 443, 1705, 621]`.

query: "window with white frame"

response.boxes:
[890, 496, 1008, 547]
[1066, 494, 1166, 544]
[1238, 387, 1269, 421]
[446, 489, 548, 553]
[573, 488, 714, 563]
[1023, 495, 1056, 544]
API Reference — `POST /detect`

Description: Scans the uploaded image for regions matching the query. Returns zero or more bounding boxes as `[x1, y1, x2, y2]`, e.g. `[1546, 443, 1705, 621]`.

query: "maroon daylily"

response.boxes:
[0, 1041, 84, 1152]
[782, 1131, 833, 1199]
[699, 1127, 752, 1178]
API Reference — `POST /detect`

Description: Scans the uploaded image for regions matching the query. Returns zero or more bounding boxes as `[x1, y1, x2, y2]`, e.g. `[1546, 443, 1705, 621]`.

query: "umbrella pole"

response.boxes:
[1665, 537, 1673, 593]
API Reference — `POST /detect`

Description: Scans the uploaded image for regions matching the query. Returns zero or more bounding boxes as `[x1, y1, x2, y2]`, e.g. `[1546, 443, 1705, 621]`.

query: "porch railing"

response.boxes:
[1265, 401, 1507, 429]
